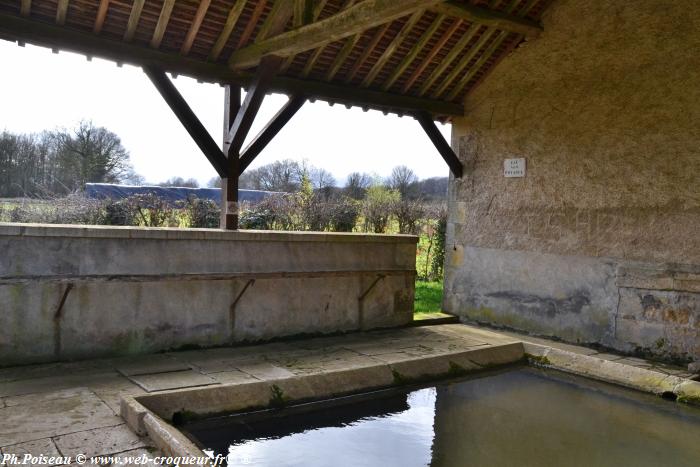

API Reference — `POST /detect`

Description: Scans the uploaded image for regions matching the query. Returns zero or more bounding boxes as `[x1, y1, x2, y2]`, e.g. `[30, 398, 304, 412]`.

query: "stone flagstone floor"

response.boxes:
[0, 323, 696, 465]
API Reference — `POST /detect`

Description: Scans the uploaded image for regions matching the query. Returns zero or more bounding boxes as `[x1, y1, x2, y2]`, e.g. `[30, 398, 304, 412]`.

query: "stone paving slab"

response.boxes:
[1, 323, 697, 464]
[114, 356, 192, 376]
[127, 371, 217, 393]
[0, 389, 121, 447]
[1, 438, 62, 463]
[53, 425, 149, 458]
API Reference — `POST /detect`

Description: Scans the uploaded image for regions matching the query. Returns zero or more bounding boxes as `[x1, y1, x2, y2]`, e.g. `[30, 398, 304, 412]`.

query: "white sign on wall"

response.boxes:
[504, 158, 526, 178]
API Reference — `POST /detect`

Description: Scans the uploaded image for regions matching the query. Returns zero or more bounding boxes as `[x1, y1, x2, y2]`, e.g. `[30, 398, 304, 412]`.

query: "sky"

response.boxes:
[0, 40, 452, 187]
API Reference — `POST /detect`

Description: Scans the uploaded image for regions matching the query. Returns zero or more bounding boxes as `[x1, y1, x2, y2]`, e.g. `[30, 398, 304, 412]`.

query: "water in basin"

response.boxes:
[184, 367, 700, 466]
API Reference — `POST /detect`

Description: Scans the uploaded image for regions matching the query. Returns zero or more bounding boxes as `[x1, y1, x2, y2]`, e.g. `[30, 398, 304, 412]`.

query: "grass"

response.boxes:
[414, 280, 443, 314]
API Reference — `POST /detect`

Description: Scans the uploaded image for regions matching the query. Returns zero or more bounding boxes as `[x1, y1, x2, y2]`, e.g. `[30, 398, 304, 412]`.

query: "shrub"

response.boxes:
[183, 197, 220, 228]
[392, 197, 425, 235]
[330, 196, 360, 232]
[362, 186, 400, 233]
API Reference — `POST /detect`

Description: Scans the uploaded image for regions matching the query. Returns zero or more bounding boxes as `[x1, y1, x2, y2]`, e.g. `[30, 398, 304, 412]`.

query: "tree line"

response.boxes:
[0, 121, 142, 198]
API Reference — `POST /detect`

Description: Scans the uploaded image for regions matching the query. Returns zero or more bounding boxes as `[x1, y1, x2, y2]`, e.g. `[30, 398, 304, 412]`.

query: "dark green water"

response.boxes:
[184, 368, 700, 466]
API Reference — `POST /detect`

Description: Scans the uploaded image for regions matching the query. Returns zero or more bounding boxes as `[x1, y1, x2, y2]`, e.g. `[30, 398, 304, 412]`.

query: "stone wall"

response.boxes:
[0, 224, 416, 366]
[445, 0, 700, 362]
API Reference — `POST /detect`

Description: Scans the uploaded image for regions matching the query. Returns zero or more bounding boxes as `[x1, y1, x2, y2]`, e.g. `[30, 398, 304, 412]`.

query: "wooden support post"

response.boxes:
[222, 85, 241, 230]
[414, 111, 462, 178]
[143, 66, 228, 177]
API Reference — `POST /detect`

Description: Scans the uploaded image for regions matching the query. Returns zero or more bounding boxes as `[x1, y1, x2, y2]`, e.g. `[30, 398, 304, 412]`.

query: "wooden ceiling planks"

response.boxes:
[0, 0, 550, 119]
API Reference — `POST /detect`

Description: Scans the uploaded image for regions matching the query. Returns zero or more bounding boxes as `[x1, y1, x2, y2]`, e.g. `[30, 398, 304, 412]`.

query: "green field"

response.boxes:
[414, 280, 443, 314]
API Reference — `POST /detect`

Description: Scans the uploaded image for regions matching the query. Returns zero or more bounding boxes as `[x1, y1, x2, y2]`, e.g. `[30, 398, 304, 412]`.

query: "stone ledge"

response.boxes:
[0, 223, 418, 244]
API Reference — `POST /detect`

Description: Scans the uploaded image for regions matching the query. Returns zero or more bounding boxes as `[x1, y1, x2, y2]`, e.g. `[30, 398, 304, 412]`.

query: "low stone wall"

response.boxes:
[0, 223, 417, 366]
[444, 246, 700, 362]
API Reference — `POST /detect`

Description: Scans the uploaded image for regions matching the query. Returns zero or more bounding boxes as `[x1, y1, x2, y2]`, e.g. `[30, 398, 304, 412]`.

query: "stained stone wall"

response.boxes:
[445, 0, 700, 362]
[0, 224, 416, 366]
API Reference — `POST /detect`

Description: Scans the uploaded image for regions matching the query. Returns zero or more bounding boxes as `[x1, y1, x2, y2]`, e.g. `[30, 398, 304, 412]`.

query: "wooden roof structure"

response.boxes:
[0, 0, 548, 119]
[0, 0, 549, 229]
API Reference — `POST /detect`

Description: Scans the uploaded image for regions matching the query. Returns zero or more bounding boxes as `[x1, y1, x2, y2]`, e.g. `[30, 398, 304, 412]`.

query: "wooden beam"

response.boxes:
[56, 0, 69, 25]
[293, 0, 313, 28]
[228, 0, 444, 69]
[361, 10, 423, 87]
[401, 17, 460, 92]
[430, 0, 541, 38]
[208, 0, 246, 61]
[325, 31, 360, 81]
[345, 22, 391, 83]
[236, 0, 266, 48]
[240, 95, 306, 173]
[414, 111, 462, 178]
[431, 25, 496, 98]
[93, 0, 109, 34]
[181, 0, 211, 55]
[445, 30, 508, 101]
[255, 0, 295, 42]
[227, 56, 283, 158]
[0, 12, 463, 116]
[281, 0, 329, 72]
[150, 0, 175, 49]
[439, 0, 537, 100]
[221, 85, 241, 230]
[143, 66, 228, 177]
[124, 0, 145, 42]
[20, 0, 31, 17]
[417, 23, 480, 96]
[382, 13, 444, 91]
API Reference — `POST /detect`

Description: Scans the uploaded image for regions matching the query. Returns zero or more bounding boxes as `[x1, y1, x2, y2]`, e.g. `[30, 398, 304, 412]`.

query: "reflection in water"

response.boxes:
[186, 368, 700, 467]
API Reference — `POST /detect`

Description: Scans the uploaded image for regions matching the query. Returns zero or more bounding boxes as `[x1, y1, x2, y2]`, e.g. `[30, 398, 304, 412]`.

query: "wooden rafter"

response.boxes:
[281, 0, 329, 73]
[445, 30, 508, 100]
[208, 0, 246, 61]
[297, 0, 338, 76]
[236, 0, 266, 48]
[93, 0, 109, 34]
[150, 0, 175, 49]
[56, 0, 69, 26]
[382, 13, 444, 91]
[240, 95, 306, 173]
[123, 0, 145, 42]
[228, 0, 444, 70]
[255, 0, 295, 42]
[414, 111, 462, 178]
[440, 0, 539, 100]
[431, 0, 541, 38]
[0, 11, 462, 116]
[293, 0, 314, 28]
[417, 23, 481, 96]
[181, 0, 211, 55]
[430, 0, 519, 98]
[143, 66, 228, 177]
[345, 22, 391, 83]
[20, 0, 31, 17]
[361, 10, 424, 87]
[401, 17, 460, 92]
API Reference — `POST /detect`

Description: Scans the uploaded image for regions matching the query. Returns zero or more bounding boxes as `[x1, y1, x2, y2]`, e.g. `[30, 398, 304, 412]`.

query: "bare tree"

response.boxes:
[387, 165, 418, 198]
[344, 172, 372, 199]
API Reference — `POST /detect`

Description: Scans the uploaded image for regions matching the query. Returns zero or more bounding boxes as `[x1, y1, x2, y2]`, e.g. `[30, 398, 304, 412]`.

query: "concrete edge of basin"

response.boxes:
[523, 342, 700, 406]
[120, 342, 526, 466]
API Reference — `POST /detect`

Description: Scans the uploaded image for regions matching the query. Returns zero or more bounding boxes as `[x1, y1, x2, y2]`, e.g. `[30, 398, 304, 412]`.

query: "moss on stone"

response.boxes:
[525, 353, 551, 366]
[269, 384, 289, 408]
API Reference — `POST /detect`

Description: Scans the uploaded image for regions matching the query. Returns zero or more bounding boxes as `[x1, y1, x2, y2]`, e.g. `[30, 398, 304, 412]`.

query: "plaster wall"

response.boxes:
[446, 0, 700, 361]
[0, 224, 416, 366]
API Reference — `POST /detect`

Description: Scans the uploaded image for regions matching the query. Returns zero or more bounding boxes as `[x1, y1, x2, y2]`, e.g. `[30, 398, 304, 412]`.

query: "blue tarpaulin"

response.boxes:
[85, 183, 277, 206]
